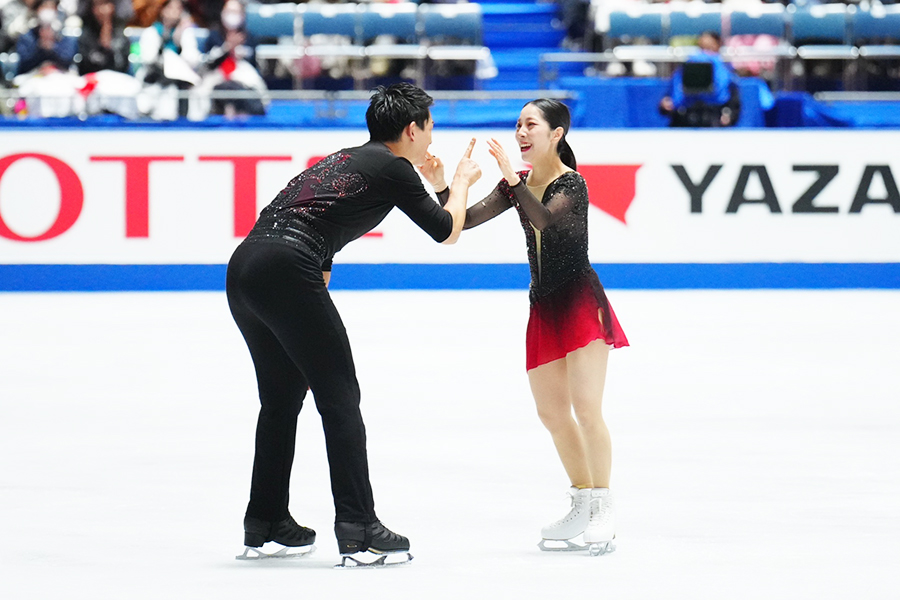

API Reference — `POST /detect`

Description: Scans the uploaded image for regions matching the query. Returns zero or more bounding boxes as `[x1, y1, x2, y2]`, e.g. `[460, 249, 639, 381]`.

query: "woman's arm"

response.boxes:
[485, 137, 557, 231]
[463, 181, 513, 229]
[510, 177, 581, 231]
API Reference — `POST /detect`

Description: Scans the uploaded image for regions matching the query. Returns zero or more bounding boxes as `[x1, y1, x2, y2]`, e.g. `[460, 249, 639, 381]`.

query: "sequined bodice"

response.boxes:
[244, 141, 452, 266]
[509, 171, 592, 298]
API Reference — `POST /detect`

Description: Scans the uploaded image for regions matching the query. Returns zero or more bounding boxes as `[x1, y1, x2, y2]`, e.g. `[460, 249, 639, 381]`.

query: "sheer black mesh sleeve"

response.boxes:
[435, 186, 450, 207]
[463, 180, 514, 230]
[510, 172, 581, 230]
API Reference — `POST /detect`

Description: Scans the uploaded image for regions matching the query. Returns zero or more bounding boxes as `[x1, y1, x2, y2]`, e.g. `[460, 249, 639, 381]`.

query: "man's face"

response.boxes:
[410, 114, 434, 166]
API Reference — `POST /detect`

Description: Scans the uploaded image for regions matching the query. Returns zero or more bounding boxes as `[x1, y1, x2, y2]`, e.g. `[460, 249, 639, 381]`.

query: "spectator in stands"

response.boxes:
[658, 31, 741, 127]
[1, 0, 25, 54]
[76, 0, 142, 118]
[11, 0, 82, 116]
[557, 0, 590, 50]
[135, 0, 202, 119]
[196, 0, 266, 117]
[14, 0, 75, 75]
[76, 0, 131, 25]
[3, 0, 57, 55]
[185, 0, 222, 29]
[77, 0, 129, 74]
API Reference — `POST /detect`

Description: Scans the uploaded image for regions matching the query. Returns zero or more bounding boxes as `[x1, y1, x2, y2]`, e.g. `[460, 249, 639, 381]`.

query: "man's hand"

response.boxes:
[441, 138, 481, 245]
[417, 151, 446, 190]
[453, 137, 481, 187]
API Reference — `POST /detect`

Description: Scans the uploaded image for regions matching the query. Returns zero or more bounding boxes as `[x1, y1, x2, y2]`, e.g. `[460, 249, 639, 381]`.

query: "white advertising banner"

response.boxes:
[0, 129, 898, 265]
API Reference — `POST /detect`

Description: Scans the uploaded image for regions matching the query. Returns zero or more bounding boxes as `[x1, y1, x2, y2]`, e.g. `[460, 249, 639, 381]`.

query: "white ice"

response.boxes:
[1, 289, 898, 599]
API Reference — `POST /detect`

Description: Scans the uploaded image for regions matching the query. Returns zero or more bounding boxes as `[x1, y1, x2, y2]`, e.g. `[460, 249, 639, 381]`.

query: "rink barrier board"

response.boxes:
[1, 263, 898, 292]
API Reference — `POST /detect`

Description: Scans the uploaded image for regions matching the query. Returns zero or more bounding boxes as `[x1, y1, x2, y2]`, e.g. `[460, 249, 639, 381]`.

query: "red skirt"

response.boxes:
[525, 271, 629, 371]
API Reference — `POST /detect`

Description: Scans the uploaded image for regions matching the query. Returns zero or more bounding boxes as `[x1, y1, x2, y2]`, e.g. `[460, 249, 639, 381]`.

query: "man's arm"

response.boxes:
[441, 138, 481, 245]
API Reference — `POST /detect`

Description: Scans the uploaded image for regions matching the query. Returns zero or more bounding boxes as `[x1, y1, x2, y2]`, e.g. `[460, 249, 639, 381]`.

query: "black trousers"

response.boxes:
[226, 240, 376, 524]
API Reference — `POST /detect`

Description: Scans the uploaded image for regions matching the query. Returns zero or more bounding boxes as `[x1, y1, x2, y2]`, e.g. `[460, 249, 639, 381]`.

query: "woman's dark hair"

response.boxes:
[367, 83, 434, 143]
[79, 0, 122, 33]
[525, 98, 576, 170]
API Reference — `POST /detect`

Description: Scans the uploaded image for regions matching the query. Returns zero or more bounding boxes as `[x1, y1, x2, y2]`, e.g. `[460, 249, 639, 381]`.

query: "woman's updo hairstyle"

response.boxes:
[525, 98, 576, 171]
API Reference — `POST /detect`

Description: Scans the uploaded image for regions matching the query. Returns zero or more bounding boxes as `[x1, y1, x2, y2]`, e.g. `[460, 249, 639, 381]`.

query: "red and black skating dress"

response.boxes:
[464, 170, 629, 370]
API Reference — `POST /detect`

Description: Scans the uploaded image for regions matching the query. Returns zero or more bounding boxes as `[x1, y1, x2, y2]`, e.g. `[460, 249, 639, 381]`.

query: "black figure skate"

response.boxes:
[236, 515, 317, 560]
[334, 520, 412, 568]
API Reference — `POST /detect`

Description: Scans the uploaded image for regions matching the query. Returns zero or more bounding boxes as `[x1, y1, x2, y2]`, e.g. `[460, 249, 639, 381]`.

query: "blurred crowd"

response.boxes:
[1, 0, 896, 120]
[0, 0, 269, 118]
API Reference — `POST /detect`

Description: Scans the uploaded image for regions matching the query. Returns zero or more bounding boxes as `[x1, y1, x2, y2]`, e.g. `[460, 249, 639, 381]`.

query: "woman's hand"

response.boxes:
[486, 138, 519, 186]
[417, 151, 446, 190]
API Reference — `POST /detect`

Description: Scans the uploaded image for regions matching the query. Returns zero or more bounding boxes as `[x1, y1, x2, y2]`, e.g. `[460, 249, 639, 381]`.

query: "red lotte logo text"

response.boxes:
[0, 153, 640, 242]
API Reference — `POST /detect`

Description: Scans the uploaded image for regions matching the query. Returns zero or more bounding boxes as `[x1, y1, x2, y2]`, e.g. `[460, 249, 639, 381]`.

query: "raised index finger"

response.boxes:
[463, 137, 476, 159]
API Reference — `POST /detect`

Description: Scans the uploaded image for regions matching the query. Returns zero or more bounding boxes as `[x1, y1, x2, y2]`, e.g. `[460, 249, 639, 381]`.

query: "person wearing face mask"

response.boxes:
[11, 0, 82, 116]
[14, 0, 76, 76]
[456, 99, 628, 556]
[195, 0, 266, 118]
[227, 84, 481, 567]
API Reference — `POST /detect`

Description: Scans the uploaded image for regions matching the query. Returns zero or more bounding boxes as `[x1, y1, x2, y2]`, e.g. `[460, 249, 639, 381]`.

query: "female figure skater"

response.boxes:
[461, 99, 628, 554]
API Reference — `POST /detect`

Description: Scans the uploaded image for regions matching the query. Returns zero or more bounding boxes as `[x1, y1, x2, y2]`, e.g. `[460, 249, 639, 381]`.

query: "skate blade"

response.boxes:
[235, 544, 316, 561]
[334, 551, 413, 569]
[538, 539, 588, 552]
[588, 541, 616, 557]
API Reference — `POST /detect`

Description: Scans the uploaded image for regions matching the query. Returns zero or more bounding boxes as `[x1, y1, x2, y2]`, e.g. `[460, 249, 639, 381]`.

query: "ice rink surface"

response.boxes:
[1, 289, 898, 599]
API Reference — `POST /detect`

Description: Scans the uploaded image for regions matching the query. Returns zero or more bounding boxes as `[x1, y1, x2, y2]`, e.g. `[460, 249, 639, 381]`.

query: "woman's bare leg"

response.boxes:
[528, 358, 592, 488]
[565, 339, 611, 488]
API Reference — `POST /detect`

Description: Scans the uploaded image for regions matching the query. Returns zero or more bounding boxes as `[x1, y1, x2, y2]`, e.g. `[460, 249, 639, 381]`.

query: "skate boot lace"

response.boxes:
[590, 495, 612, 526]
[552, 490, 585, 526]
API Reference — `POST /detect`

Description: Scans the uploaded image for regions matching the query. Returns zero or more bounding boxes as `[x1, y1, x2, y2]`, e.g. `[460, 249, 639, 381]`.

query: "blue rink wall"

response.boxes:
[2, 263, 899, 292]
[1, 129, 898, 291]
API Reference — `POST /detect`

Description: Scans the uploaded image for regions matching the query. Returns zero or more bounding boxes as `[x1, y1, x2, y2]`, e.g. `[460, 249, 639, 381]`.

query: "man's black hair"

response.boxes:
[366, 83, 434, 143]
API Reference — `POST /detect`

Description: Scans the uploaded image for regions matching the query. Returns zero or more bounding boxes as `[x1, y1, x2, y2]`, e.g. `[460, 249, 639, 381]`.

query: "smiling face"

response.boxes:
[515, 103, 561, 162]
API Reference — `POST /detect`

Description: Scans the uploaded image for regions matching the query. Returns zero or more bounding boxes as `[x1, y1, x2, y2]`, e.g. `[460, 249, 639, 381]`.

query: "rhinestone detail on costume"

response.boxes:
[246, 153, 369, 261]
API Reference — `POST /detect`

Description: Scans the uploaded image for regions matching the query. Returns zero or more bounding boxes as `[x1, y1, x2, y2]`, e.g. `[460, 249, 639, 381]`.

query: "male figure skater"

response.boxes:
[226, 83, 481, 565]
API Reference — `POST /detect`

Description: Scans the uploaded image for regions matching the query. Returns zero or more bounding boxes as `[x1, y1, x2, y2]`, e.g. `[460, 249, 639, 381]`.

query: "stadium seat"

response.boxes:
[246, 3, 297, 41]
[420, 4, 492, 90]
[607, 8, 666, 45]
[851, 5, 900, 45]
[420, 4, 484, 46]
[790, 5, 852, 45]
[728, 5, 787, 38]
[359, 3, 418, 44]
[668, 6, 722, 41]
[300, 3, 360, 39]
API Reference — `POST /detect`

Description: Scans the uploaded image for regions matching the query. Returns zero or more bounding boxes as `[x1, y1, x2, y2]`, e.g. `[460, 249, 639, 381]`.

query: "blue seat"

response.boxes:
[668, 7, 722, 40]
[790, 5, 851, 45]
[607, 9, 666, 44]
[300, 4, 360, 39]
[728, 6, 787, 38]
[420, 4, 484, 45]
[245, 3, 297, 40]
[852, 5, 900, 44]
[359, 3, 418, 43]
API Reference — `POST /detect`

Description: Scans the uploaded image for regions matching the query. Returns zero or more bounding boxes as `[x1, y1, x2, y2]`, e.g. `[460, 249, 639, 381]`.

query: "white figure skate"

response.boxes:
[583, 488, 616, 556]
[538, 487, 592, 552]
